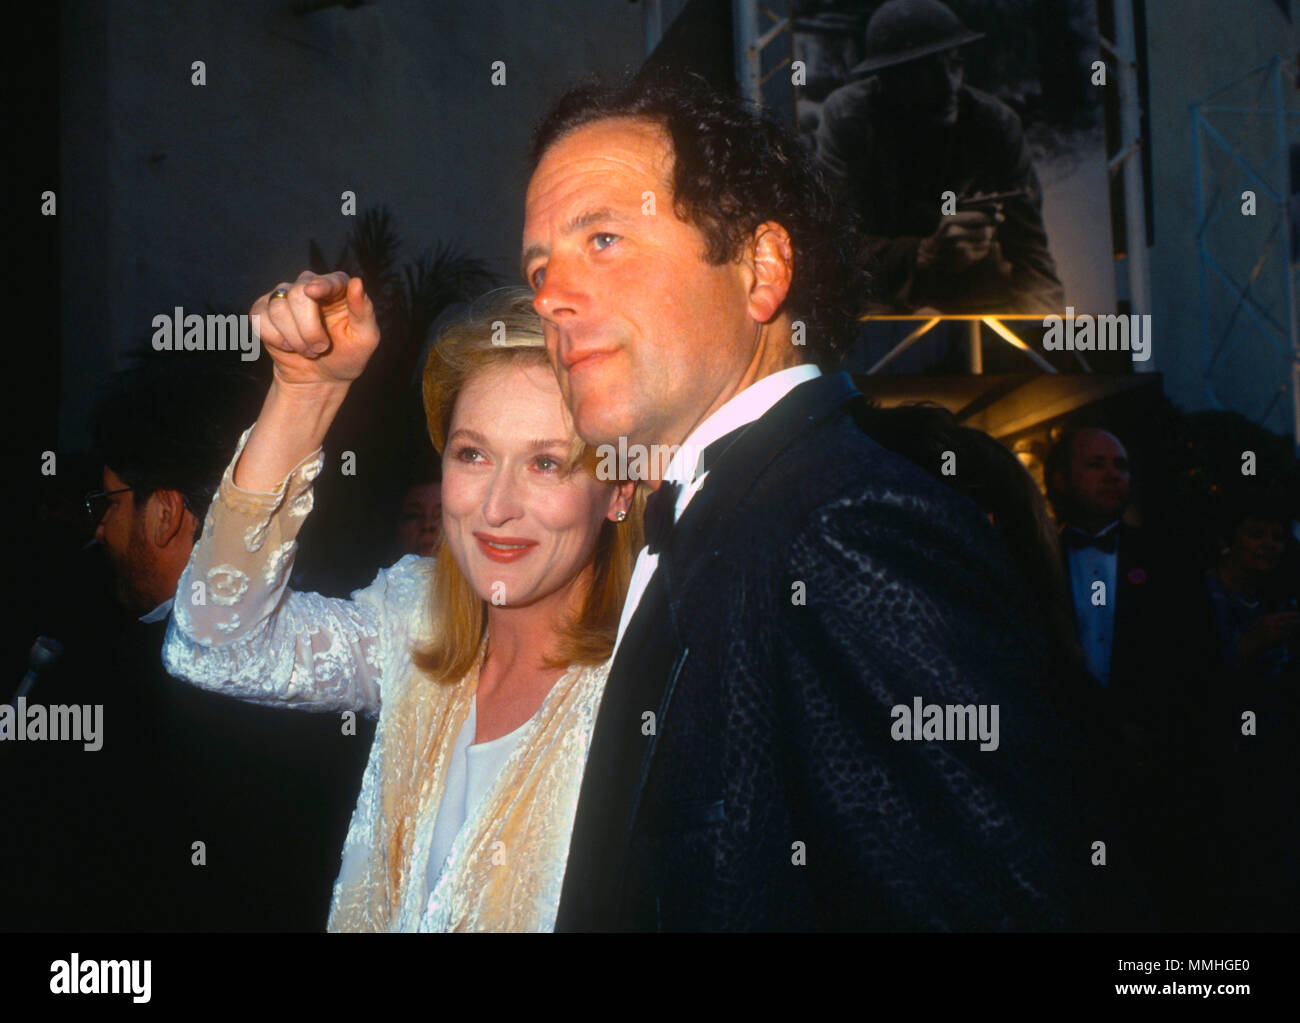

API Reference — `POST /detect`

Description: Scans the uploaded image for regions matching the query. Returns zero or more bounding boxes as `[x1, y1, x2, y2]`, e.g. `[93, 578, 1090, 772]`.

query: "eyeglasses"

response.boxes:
[84, 487, 201, 524]
[84, 487, 133, 524]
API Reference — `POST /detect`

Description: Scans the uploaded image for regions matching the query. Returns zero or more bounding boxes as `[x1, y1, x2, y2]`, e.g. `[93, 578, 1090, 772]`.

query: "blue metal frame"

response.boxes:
[1192, 55, 1300, 449]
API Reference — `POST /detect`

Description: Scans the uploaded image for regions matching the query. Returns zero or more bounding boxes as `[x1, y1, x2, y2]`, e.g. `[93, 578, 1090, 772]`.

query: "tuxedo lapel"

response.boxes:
[1111, 524, 1141, 688]
[1115, 522, 1132, 578]
[669, 372, 864, 579]
[555, 564, 686, 929]
[554, 371, 863, 930]
[1058, 538, 1081, 633]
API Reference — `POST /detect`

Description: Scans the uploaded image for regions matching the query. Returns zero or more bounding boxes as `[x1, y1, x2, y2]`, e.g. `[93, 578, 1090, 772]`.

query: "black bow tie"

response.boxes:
[643, 480, 681, 557]
[643, 426, 748, 556]
[1061, 526, 1119, 554]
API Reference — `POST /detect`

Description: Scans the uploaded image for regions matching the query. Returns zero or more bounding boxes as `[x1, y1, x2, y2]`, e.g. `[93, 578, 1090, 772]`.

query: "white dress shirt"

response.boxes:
[1065, 521, 1121, 685]
[614, 364, 823, 654]
[138, 597, 173, 624]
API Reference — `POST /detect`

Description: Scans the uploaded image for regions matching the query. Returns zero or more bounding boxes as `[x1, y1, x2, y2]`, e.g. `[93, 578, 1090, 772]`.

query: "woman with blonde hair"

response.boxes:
[163, 273, 640, 931]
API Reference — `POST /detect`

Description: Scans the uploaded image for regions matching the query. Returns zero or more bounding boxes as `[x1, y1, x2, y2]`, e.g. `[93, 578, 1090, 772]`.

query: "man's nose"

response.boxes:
[532, 257, 583, 322]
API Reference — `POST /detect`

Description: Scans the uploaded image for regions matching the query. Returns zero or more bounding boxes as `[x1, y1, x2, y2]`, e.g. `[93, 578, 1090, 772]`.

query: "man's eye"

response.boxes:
[535, 455, 560, 472]
[592, 233, 618, 250]
[530, 266, 546, 289]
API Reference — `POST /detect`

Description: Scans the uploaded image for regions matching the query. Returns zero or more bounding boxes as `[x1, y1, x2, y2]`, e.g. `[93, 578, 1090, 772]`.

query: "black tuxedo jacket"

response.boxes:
[1058, 522, 1221, 926]
[1057, 522, 1210, 775]
[1059, 522, 1179, 696]
[555, 372, 1123, 931]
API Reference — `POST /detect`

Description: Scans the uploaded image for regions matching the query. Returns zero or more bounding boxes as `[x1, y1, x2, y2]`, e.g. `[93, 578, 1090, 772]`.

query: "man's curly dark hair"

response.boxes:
[530, 69, 867, 368]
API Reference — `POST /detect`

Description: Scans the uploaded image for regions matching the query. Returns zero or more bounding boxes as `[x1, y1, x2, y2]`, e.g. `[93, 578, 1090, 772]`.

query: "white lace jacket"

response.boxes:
[162, 425, 609, 931]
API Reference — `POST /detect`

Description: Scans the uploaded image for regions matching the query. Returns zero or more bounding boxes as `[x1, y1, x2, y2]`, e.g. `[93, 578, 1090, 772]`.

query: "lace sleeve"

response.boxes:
[162, 423, 425, 717]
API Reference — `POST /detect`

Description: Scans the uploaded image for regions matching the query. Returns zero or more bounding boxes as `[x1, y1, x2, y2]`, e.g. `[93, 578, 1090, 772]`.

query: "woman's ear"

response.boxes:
[607, 480, 636, 521]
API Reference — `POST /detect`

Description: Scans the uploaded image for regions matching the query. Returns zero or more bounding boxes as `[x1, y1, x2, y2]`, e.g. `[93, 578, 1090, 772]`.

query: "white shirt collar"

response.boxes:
[1066, 519, 1122, 540]
[138, 596, 174, 624]
[661, 364, 822, 485]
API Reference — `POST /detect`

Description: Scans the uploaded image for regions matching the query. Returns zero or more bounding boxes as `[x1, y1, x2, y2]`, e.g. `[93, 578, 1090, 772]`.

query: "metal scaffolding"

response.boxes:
[733, 0, 792, 108]
[1101, 0, 1153, 332]
[1192, 55, 1300, 453]
[736, 1, 1147, 380]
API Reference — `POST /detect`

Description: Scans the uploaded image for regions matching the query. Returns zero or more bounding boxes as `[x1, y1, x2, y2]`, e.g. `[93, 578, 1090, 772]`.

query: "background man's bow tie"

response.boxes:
[1061, 525, 1119, 554]
[642, 426, 749, 556]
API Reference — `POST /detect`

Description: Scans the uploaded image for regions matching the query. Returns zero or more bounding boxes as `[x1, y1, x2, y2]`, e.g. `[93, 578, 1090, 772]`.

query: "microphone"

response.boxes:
[13, 636, 65, 703]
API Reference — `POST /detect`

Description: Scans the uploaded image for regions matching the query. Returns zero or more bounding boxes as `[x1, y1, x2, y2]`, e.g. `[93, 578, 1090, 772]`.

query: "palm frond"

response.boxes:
[397, 242, 498, 351]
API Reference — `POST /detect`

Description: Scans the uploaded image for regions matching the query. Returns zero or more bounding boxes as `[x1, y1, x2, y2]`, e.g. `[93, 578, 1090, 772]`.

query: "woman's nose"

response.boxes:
[482, 470, 523, 524]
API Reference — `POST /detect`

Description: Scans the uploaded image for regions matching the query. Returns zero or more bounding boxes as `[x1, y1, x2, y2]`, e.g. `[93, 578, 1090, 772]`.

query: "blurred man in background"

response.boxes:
[2, 354, 368, 931]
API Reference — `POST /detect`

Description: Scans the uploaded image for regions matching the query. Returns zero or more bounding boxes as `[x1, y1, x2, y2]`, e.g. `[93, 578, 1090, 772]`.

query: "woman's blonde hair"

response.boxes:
[411, 286, 644, 681]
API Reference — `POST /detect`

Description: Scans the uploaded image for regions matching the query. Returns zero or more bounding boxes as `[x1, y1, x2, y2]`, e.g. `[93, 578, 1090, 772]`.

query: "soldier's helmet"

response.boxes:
[850, 0, 984, 77]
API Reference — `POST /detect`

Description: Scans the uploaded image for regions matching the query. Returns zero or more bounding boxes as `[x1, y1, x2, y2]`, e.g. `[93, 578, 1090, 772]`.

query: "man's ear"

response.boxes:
[146, 489, 191, 548]
[744, 220, 794, 324]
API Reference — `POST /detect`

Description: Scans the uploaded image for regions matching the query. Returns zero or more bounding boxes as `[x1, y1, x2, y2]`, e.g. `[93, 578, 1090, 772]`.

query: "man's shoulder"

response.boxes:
[1117, 522, 1171, 562]
[687, 381, 991, 567]
[1117, 523, 1194, 586]
[818, 77, 881, 133]
[822, 76, 876, 112]
[960, 85, 1023, 136]
[776, 383, 972, 508]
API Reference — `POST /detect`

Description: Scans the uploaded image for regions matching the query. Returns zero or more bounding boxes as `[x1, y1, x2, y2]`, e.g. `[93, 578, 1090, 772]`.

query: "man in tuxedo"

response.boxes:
[1046, 425, 1214, 927]
[1045, 426, 1202, 700]
[523, 73, 1135, 930]
[1048, 426, 1160, 690]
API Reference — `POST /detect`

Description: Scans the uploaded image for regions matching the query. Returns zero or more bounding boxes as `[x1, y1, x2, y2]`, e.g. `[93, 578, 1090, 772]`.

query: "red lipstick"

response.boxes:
[474, 532, 538, 563]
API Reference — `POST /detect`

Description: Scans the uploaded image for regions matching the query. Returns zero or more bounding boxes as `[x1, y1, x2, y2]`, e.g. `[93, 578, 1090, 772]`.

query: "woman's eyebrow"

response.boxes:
[448, 427, 569, 451]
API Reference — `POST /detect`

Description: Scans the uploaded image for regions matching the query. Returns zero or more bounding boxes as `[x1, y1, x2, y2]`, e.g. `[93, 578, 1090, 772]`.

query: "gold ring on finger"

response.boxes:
[270, 287, 289, 302]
